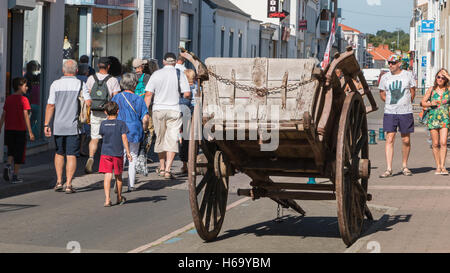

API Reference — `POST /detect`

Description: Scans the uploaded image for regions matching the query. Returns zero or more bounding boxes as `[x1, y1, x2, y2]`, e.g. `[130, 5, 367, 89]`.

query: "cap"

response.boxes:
[163, 52, 177, 63]
[98, 57, 111, 65]
[132, 58, 148, 68]
[388, 55, 402, 63]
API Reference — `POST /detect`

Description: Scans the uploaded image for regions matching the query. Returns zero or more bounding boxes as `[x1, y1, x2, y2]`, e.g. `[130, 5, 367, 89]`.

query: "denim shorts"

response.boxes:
[54, 135, 80, 156]
[383, 113, 414, 134]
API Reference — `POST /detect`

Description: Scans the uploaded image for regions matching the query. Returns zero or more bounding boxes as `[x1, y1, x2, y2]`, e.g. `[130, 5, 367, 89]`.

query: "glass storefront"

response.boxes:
[23, 4, 44, 139]
[64, 6, 81, 61]
[91, 8, 137, 71]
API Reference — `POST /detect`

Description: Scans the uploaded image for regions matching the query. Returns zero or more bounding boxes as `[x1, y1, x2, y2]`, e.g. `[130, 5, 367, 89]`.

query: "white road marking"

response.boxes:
[128, 197, 251, 253]
[370, 185, 450, 190]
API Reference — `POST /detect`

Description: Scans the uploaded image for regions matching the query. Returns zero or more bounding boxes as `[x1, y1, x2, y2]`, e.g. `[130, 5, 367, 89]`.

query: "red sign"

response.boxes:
[268, 0, 279, 17]
[299, 20, 307, 30]
[269, 12, 288, 18]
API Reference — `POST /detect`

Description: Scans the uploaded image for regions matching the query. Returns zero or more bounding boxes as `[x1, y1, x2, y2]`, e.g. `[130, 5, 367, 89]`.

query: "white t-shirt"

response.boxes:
[379, 70, 416, 114]
[47, 76, 91, 135]
[175, 63, 186, 73]
[86, 73, 121, 97]
[145, 65, 190, 112]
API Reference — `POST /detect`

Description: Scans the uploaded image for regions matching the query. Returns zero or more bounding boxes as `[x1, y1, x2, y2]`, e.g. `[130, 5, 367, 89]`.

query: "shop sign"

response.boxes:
[299, 20, 307, 30]
[268, 0, 280, 17]
[421, 20, 435, 33]
[95, 0, 136, 7]
[65, 0, 95, 5]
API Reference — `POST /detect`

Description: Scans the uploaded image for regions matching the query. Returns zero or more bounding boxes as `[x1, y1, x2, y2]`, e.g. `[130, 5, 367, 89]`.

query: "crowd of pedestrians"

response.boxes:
[0, 52, 194, 206]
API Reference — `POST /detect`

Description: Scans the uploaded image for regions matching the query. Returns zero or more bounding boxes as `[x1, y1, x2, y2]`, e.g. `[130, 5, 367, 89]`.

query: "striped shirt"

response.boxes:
[47, 76, 91, 135]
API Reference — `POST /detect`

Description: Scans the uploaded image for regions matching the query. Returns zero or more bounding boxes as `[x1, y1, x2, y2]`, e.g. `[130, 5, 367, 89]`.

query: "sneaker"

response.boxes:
[85, 157, 94, 174]
[3, 165, 11, 182]
[11, 175, 23, 184]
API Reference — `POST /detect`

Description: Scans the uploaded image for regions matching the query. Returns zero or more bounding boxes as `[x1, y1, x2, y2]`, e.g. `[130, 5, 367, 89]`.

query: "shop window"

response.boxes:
[23, 4, 44, 139]
[229, 31, 234, 57]
[92, 8, 137, 72]
[95, 0, 136, 8]
[179, 13, 192, 52]
[64, 6, 80, 61]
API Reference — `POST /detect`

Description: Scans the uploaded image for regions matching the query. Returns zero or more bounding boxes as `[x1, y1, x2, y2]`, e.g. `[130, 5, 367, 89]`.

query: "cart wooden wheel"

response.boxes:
[335, 91, 370, 246]
[188, 105, 229, 242]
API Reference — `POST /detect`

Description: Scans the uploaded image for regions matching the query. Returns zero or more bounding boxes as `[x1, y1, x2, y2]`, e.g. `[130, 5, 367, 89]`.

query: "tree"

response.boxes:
[367, 30, 410, 52]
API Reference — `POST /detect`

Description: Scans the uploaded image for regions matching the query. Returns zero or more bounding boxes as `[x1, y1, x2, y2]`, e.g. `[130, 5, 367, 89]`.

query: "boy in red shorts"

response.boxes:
[99, 101, 131, 207]
[0, 77, 35, 183]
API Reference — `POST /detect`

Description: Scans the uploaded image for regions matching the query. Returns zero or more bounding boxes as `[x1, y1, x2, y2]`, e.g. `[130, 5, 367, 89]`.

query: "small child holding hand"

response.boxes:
[99, 101, 132, 207]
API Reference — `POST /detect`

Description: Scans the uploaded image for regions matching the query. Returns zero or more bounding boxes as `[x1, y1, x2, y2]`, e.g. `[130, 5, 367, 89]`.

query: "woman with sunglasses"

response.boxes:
[421, 69, 450, 175]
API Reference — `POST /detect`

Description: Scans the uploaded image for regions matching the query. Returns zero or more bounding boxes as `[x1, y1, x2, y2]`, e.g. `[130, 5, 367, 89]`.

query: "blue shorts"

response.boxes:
[55, 135, 80, 157]
[383, 113, 414, 134]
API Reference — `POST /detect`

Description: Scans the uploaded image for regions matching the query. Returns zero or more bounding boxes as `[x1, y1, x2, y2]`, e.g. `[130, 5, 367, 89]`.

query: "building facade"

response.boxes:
[200, 0, 259, 60]
[340, 24, 368, 68]
[1, 0, 65, 157]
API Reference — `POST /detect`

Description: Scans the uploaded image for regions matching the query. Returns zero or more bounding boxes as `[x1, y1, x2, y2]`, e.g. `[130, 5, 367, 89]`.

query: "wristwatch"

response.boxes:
[44, 125, 49, 128]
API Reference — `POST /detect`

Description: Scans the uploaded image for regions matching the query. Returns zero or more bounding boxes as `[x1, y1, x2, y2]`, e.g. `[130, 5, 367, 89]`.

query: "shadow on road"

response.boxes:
[0, 203, 38, 213]
[217, 215, 343, 241]
[216, 212, 410, 243]
[124, 195, 168, 204]
[360, 214, 412, 238]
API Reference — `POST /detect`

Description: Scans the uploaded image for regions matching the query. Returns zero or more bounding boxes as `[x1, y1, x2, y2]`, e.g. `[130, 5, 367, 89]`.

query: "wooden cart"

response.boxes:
[181, 47, 378, 246]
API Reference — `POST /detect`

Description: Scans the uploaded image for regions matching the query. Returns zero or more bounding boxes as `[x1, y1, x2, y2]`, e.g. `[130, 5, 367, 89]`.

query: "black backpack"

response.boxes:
[90, 74, 112, 111]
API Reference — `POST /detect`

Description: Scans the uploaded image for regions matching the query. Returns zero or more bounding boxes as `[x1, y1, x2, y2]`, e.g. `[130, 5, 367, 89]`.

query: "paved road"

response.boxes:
[2, 87, 448, 253]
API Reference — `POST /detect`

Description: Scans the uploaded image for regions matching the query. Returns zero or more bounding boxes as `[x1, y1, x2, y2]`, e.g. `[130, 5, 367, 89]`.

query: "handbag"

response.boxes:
[78, 80, 90, 125]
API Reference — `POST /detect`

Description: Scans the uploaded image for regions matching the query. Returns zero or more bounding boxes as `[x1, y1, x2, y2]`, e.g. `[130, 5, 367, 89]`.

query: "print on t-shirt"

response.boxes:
[389, 80, 407, 105]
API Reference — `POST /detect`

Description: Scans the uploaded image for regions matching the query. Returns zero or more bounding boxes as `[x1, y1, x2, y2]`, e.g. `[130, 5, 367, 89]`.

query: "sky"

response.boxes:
[338, 0, 414, 34]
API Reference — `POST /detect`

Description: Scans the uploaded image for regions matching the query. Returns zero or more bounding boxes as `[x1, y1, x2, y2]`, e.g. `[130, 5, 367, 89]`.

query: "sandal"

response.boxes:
[54, 183, 64, 192]
[164, 171, 174, 180]
[379, 170, 393, 178]
[116, 196, 127, 205]
[65, 185, 76, 194]
[435, 168, 442, 175]
[441, 168, 449, 175]
[104, 201, 112, 207]
[402, 167, 413, 176]
[156, 167, 165, 177]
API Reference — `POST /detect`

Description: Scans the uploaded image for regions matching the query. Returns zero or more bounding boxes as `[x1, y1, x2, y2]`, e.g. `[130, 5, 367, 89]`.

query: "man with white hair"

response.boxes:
[44, 59, 92, 193]
[145, 52, 191, 179]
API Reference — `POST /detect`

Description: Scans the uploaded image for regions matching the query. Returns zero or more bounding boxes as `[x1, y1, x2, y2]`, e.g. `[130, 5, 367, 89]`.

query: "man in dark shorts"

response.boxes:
[0, 77, 35, 183]
[378, 54, 416, 178]
[44, 59, 92, 193]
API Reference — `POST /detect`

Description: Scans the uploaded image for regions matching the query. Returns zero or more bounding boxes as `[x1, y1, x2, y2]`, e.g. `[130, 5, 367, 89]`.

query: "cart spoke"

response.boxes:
[204, 179, 215, 231]
[196, 171, 212, 195]
[199, 179, 214, 219]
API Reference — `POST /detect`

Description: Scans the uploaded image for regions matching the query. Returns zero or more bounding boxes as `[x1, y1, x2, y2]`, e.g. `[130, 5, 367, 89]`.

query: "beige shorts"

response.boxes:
[153, 110, 182, 153]
[90, 110, 107, 139]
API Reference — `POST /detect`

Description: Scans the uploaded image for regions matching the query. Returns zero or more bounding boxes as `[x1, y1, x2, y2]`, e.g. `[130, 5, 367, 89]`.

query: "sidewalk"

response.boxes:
[0, 148, 174, 200]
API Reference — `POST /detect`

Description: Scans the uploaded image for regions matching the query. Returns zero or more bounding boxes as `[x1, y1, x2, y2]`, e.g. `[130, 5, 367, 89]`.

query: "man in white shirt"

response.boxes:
[85, 57, 121, 173]
[378, 54, 416, 178]
[175, 55, 187, 73]
[145, 52, 191, 179]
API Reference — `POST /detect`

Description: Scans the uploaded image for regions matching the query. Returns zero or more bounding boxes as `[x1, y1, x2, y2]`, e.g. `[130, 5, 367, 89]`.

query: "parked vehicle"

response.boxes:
[377, 68, 390, 86]
[362, 68, 381, 86]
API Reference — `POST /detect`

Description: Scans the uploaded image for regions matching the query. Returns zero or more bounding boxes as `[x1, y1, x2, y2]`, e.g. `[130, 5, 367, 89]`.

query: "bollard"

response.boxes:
[378, 128, 386, 141]
[369, 130, 377, 145]
[307, 177, 316, 184]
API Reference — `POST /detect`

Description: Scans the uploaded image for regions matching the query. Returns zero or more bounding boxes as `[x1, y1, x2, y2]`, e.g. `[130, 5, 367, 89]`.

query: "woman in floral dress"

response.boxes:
[421, 69, 450, 175]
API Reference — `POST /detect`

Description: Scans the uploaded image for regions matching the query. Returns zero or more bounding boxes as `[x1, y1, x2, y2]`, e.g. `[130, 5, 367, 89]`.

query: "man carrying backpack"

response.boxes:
[85, 57, 121, 174]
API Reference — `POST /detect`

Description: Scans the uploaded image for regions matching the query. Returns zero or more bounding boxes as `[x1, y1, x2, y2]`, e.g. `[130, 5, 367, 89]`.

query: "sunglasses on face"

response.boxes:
[437, 76, 446, 80]
[388, 61, 398, 65]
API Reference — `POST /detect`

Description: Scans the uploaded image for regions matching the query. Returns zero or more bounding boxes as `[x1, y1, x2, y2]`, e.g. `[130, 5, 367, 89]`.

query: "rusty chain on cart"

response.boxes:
[208, 70, 316, 97]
